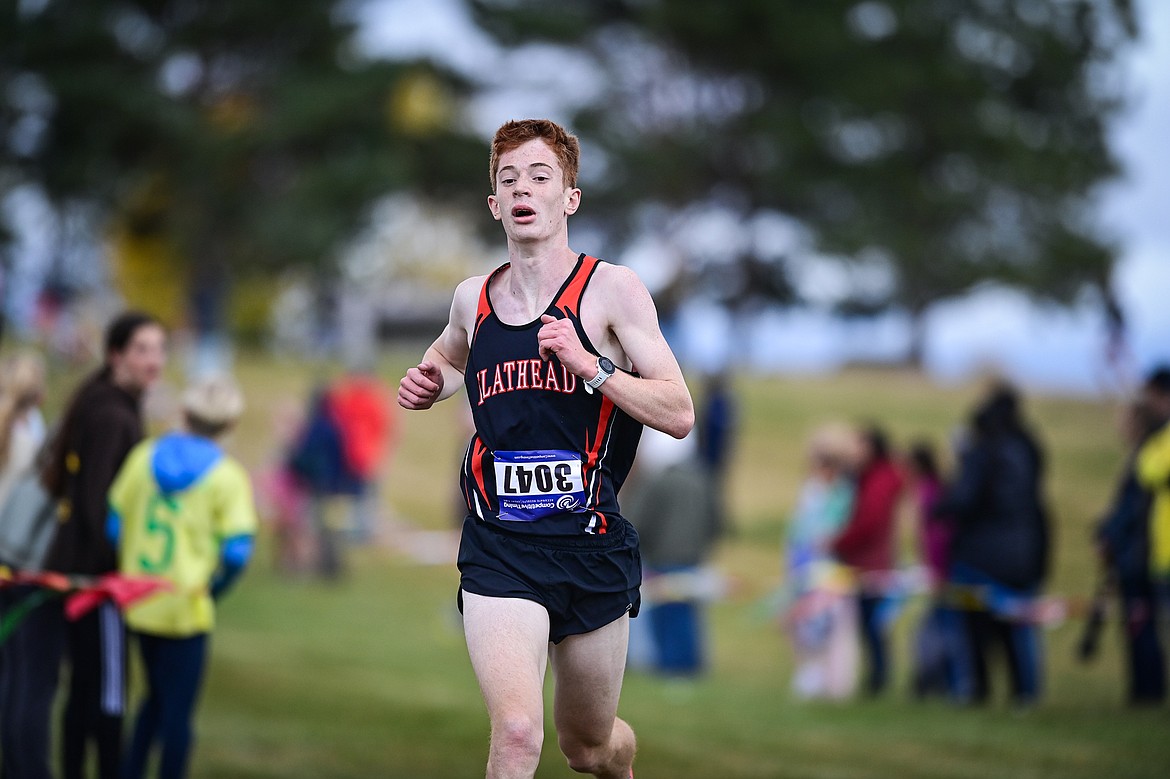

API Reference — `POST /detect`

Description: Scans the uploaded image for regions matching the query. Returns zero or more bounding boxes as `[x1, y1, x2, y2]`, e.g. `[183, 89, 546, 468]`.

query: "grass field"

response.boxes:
[63, 347, 1166, 778]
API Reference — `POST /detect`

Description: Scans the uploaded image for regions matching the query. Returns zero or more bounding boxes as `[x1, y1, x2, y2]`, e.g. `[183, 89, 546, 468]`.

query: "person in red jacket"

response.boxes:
[327, 366, 396, 544]
[831, 425, 905, 695]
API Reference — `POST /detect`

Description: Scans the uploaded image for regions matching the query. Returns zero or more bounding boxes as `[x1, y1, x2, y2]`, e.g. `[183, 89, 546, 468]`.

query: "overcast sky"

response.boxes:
[1102, 1, 1170, 366]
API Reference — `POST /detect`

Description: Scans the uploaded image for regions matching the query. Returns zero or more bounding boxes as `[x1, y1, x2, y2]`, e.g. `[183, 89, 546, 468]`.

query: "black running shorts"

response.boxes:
[457, 515, 642, 644]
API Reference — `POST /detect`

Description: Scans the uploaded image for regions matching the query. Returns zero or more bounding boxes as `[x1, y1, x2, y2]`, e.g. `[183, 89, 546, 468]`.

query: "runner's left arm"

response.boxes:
[538, 264, 693, 438]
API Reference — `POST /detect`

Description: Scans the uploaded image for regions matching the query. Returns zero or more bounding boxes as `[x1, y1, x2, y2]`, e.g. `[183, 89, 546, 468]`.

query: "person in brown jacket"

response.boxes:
[0, 311, 165, 779]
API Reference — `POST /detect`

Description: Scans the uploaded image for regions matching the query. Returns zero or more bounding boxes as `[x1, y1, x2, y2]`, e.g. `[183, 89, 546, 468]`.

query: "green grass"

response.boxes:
[86, 349, 1166, 778]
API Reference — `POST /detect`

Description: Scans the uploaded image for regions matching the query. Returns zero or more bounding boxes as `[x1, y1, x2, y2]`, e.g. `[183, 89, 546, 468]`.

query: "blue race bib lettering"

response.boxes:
[494, 450, 586, 522]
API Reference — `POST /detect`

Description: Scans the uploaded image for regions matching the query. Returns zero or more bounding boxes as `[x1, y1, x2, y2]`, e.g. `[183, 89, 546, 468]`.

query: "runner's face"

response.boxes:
[110, 324, 167, 394]
[488, 139, 580, 243]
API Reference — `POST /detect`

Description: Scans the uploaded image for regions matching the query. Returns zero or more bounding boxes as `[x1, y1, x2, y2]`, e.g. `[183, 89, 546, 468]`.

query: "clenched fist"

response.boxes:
[399, 360, 445, 410]
[537, 314, 593, 378]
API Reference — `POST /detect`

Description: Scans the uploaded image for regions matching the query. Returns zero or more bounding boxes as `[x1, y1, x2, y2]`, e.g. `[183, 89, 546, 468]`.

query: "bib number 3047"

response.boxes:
[494, 450, 586, 522]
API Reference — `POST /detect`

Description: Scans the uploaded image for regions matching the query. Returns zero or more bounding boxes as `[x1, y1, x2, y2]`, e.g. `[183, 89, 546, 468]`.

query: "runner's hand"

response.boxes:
[538, 314, 592, 376]
[399, 361, 445, 410]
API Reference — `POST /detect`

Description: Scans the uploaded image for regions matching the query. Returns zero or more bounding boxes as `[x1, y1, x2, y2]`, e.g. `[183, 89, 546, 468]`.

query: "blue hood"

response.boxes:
[152, 432, 223, 495]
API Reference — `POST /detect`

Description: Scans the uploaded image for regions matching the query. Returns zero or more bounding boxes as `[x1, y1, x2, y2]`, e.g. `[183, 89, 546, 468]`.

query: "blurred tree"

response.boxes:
[1, 0, 486, 339]
[469, 0, 1136, 360]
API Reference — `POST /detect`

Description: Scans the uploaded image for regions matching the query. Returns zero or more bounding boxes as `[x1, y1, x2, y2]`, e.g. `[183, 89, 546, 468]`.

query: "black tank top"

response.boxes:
[460, 253, 643, 536]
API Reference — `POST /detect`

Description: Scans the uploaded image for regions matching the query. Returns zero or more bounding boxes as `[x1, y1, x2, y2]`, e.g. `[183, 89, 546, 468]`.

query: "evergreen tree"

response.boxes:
[469, 0, 1137, 358]
[1, 0, 485, 332]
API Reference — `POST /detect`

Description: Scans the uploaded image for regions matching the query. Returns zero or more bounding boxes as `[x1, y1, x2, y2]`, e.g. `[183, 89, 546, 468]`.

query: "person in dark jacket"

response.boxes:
[288, 386, 363, 579]
[624, 429, 724, 676]
[935, 382, 1050, 706]
[0, 311, 165, 779]
[696, 373, 737, 531]
[1094, 399, 1165, 704]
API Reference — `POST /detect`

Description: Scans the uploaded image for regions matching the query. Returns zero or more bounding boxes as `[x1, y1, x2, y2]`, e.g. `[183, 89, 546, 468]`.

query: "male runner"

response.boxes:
[399, 119, 693, 779]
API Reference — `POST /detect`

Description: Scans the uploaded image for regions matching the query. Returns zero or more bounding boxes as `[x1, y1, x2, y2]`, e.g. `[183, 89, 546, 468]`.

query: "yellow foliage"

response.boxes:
[108, 227, 186, 328]
[208, 92, 259, 134]
[110, 217, 275, 342]
[387, 71, 452, 136]
[228, 276, 276, 344]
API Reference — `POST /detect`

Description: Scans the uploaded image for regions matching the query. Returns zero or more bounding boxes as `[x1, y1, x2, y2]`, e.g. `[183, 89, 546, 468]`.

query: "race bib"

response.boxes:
[493, 450, 586, 522]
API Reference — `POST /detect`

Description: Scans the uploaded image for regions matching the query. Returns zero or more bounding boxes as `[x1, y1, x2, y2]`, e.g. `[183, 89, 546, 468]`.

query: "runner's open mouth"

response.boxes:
[512, 207, 535, 217]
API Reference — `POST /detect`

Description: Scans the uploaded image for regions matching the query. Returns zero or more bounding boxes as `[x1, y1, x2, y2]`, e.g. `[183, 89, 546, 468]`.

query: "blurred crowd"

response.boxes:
[0, 311, 262, 778]
[0, 306, 1166, 778]
[775, 367, 1170, 707]
[779, 383, 1052, 706]
[625, 365, 1170, 714]
[0, 310, 397, 778]
[253, 363, 397, 582]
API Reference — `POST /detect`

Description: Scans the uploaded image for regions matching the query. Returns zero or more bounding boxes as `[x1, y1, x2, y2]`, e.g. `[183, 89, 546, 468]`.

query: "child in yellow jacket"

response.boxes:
[109, 375, 257, 779]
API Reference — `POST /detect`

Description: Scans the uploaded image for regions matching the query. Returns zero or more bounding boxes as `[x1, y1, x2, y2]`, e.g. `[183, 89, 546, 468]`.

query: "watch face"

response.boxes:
[598, 356, 615, 374]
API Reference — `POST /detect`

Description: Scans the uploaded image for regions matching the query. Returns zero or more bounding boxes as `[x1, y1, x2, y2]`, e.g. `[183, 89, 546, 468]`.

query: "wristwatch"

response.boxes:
[584, 355, 616, 394]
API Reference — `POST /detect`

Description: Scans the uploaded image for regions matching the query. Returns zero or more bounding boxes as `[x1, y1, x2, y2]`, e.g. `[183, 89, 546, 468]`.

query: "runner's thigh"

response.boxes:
[462, 592, 551, 717]
[550, 613, 629, 738]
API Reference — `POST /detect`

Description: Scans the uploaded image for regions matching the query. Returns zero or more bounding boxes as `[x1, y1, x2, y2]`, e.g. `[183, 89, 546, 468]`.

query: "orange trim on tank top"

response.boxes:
[553, 254, 599, 317]
[471, 436, 491, 510]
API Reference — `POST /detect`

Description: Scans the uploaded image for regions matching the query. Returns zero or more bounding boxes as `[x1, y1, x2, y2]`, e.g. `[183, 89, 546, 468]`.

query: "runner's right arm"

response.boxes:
[398, 277, 480, 410]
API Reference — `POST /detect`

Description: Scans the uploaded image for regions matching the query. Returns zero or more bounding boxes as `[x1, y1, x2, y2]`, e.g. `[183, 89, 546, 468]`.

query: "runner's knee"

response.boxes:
[558, 730, 609, 774]
[491, 713, 544, 765]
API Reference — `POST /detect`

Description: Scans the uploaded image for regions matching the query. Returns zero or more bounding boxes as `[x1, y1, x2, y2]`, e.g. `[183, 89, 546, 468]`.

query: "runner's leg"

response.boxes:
[462, 592, 550, 779]
[550, 614, 635, 778]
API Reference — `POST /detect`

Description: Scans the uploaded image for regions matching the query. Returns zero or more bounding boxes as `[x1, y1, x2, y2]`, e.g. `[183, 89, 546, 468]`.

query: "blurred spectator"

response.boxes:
[697, 373, 736, 475]
[253, 397, 313, 576]
[905, 440, 960, 699]
[831, 425, 905, 696]
[0, 351, 50, 776]
[1094, 399, 1165, 705]
[696, 373, 737, 523]
[110, 374, 258, 779]
[0, 352, 50, 572]
[1135, 366, 1170, 655]
[326, 365, 396, 544]
[908, 442, 952, 588]
[0, 351, 48, 514]
[624, 428, 723, 677]
[288, 385, 362, 579]
[21, 312, 166, 779]
[783, 423, 860, 700]
[935, 382, 1051, 706]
